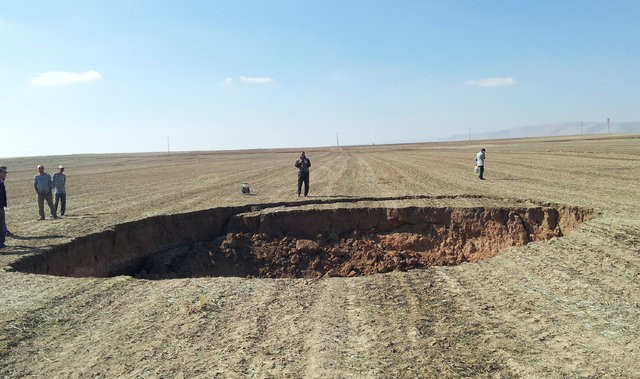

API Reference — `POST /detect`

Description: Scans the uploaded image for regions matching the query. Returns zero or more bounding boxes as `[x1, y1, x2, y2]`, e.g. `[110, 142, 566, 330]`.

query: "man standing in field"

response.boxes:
[476, 148, 486, 180]
[53, 165, 67, 216]
[0, 166, 8, 248]
[33, 164, 57, 220]
[295, 151, 311, 197]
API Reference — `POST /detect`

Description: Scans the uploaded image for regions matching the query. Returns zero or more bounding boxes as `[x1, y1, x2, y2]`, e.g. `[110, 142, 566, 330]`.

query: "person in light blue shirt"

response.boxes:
[53, 165, 67, 216]
[33, 164, 57, 220]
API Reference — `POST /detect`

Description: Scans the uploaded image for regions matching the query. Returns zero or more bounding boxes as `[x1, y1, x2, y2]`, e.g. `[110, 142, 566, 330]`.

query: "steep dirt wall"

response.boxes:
[9, 199, 594, 278]
[228, 206, 588, 239]
[199, 205, 594, 279]
[10, 206, 244, 277]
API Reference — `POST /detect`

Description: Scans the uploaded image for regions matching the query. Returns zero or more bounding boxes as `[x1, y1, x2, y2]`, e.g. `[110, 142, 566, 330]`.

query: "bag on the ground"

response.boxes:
[474, 166, 479, 173]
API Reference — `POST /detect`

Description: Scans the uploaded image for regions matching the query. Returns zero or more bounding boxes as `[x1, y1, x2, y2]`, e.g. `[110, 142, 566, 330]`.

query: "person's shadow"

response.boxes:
[1, 246, 41, 256]
[311, 195, 362, 199]
[2, 235, 68, 257]
[9, 233, 66, 241]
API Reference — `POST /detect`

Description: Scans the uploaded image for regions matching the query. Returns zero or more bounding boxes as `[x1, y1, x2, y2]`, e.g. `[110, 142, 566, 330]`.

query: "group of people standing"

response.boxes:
[0, 164, 67, 249]
[34, 164, 67, 220]
[3, 149, 484, 249]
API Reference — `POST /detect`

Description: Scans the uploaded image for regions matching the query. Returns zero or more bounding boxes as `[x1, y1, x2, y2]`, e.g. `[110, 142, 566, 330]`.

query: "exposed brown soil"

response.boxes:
[1, 135, 639, 378]
[10, 202, 592, 279]
[132, 205, 592, 279]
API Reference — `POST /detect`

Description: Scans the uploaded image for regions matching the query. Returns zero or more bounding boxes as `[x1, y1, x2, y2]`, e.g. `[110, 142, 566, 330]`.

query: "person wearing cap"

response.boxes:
[53, 165, 67, 216]
[0, 166, 8, 248]
[33, 164, 57, 220]
[294, 151, 312, 197]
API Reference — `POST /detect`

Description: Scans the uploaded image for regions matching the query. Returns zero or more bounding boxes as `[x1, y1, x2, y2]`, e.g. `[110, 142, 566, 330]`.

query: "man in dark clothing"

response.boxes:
[0, 166, 7, 248]
[295, 151, 311, 197]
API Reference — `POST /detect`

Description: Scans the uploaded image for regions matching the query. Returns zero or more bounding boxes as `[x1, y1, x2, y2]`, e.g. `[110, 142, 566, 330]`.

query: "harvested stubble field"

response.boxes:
[0, 135, 639, 378]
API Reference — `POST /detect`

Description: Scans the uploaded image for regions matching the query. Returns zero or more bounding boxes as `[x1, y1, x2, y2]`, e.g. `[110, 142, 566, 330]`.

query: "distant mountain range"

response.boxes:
[444, 121, 640, 141]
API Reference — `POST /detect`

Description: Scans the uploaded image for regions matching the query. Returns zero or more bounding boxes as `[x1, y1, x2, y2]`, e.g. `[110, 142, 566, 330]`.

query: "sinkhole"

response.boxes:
[10, 197, 594, 279]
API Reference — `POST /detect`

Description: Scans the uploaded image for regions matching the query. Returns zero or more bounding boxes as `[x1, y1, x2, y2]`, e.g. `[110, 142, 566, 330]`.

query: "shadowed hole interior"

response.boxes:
[9, 199, 594, 279]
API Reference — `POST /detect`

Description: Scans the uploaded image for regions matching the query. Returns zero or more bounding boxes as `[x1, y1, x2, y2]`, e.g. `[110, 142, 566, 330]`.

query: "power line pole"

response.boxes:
[336, 131, 339, 147]
[167, 136, 170, 154]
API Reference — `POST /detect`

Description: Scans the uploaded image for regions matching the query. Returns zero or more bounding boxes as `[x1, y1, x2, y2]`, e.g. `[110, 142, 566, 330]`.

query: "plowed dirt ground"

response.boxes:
[1, 135, 639, 378]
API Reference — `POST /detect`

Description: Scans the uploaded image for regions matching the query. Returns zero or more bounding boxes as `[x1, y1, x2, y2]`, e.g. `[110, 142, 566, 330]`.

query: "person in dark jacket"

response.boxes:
[0, 166, 7, 248]
[294, 151, 311, 197]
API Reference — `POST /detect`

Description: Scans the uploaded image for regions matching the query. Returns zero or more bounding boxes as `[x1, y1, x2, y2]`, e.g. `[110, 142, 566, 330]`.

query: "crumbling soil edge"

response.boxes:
[8, 195, 597, 278]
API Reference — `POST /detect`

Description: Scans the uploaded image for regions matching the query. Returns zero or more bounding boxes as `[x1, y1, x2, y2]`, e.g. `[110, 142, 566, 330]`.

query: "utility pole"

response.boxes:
[607, 118, 610, 135]
[336, 131, 339, 147]
[167, 136, 170, 154]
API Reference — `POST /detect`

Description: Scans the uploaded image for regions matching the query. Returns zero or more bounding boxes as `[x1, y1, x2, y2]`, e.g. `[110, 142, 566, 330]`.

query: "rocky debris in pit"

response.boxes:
[136, 226, 537, 279]
[135, 241, 256, 279]
[18, 203, 590, 279]
[221, 231, 473, 278]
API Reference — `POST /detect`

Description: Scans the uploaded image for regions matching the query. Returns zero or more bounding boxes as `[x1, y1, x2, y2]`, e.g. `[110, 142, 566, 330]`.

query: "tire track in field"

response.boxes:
[296, 270, 510, 378]
[351, 152, 433, 196]
[363, 152, 471, 196]
[300, 278, 358, 378]
[354, 271, 509, 378]
[218, 280, 292, 377]
[300, 275, 426, 378]
[312, 149, 373, 198]
[239, 279, 317, 378]
[0, 277, 134, 377]
[23, 278, 310, 377]
[441, 229, 640, 378]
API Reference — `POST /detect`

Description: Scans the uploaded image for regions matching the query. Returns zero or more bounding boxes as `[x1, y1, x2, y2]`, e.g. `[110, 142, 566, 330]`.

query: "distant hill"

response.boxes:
[445, 121, 640, 141]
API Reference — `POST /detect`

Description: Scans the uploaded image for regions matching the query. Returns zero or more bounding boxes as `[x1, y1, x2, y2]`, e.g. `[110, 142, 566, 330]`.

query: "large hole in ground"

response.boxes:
[10, 197, 594, 279]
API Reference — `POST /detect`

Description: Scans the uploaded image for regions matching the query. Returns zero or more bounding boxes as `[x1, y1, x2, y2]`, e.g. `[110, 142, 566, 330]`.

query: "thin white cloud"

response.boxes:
[220, 77, 234, 87]
[31, 70, 102, 86]
[466, 77, 516, 88]
[239, 76, 274, 84]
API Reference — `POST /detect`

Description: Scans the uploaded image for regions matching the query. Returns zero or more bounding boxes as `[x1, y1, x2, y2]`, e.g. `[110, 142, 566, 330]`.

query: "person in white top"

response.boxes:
[476, 148, 486, 180]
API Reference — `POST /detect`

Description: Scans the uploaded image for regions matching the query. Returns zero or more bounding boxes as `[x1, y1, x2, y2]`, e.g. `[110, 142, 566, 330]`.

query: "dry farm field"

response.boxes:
[0, 135, 639, 378]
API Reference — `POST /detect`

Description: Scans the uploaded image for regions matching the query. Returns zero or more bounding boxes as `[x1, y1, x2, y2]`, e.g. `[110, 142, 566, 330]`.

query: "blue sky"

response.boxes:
[1, 1, 639, 157]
